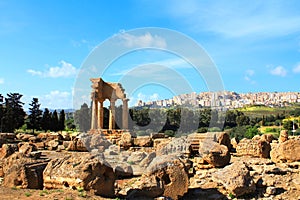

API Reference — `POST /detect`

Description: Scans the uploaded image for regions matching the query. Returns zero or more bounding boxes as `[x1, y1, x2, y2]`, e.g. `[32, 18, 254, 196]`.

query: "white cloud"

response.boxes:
[40, 90, 72, 109]
[0, 78, 4, 84]
[118, 32, 167, 48]
[270, 66, 287, 77]
[244, 69, 256, 84]
[27, 60, 78, 78]
[293, 64, 300, 73]
[27, 69, 42, 76]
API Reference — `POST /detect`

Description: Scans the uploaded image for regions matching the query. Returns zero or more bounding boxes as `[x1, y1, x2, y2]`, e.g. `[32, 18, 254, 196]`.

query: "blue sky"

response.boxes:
[1, 0, 300, 109]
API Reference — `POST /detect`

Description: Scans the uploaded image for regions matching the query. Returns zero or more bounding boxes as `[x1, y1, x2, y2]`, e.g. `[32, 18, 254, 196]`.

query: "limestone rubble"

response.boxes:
[1, 131, 300, 199]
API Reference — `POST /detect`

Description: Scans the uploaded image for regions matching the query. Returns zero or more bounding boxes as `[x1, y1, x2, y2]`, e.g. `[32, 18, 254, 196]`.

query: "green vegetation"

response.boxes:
[0, 92, 73, 134]
[127, 161, 135, 165]
[24, 192, 31, 197]
[2, 91, 300, 141]
[27, 98, 43, 134]
[39, 190, 49, 196]
[0, 93, 26, 132]
[228, 192, 236, 199]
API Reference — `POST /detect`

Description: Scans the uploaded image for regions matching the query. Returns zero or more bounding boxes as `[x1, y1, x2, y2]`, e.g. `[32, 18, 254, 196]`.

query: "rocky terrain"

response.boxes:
[1, 130, 300, 199]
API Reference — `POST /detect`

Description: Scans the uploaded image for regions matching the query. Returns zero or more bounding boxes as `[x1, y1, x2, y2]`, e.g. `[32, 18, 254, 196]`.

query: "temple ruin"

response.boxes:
[90, 78, 129, 130]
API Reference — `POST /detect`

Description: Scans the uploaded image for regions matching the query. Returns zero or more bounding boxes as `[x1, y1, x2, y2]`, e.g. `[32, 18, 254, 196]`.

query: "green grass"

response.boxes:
[237, 105, 293, 118]
[39, 190, 49, 196]
[24, 192, 31, 197]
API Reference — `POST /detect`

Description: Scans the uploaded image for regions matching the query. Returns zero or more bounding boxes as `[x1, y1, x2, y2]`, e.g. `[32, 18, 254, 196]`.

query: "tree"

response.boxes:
[74, 103, 91, 132]
[245, 126, 260, 139]
[41, 108, 51, 132]
[224, 110, 237, 128]
[2, 93, 26, 132]
[198, 109, 211, 128]
[58, 110, 65, 131]
[283, 120, 298, 131]
[50, 110, 59, 132]
[27, 98, 42, 134]
[236, 115, 250, 126]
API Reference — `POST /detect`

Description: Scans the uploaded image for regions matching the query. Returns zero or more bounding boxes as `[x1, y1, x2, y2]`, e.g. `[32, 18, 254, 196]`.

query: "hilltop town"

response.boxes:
[135, 91, 300, 109]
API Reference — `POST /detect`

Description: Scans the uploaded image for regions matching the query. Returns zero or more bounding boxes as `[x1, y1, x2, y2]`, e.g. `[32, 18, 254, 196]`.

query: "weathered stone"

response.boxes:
[0, 144, 17, 159]
[292, 174, 300, 190]
[34, 142, 45, 150]
[266, 186, 276, 195]
[125, 176, 164, 199]
[153, 138, 171, 150]
[18, 142, 37, 156]
[43, 153, 116, 197]
[231, 137, 239, 149]
[66, 140, 87, 152]
[119, 132, 133, 150]
[114, 162, 133, 178]
[37, 132, 64, 142]
[63, 141, 71, 148]
[212, 162, 256, 197]
[146, 155, 189, 200]
[56, 145, 65, 152]
[0, 133, 16, 145]
[199, 141, 231, 167]
[151, 133, 166, 139]
[279, 130, 289, 143]
[157, 137, 191, 157]
[261, 134, 275, 143]
[236, 138, 271, 158]
[252, 135, 261, 140]
[270, 139, 300, 163]
[139, 152, 156, 167]
[134, 136, 153, 147]
[127, 152, 147, 164]
[16, 133, 33, 142]
[62, 133, 71, 141]
[46, 140, 59, 150]
[1, 152, 48, 189]
[217, 132, 231, 150]
[70, 133, 112, 152]
[87, 133, 112, 151]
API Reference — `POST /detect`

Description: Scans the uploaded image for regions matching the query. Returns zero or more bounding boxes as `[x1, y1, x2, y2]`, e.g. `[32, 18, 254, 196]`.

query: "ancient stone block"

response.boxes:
[146, 155, 189, 200]
[212, 162, 256, 197]
[236, 138, 271, 158]
[270, 139, 300, 163]
[43, 153, 116, 197]
[133, 136, 153, 147]
[199, 141, 231, 167]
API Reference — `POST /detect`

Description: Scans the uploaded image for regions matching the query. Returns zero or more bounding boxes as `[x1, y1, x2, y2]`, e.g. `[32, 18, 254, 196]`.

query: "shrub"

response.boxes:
[164, 130, 175, 137]
[197, 127, 208, 133]
[208, 127, 222, 132]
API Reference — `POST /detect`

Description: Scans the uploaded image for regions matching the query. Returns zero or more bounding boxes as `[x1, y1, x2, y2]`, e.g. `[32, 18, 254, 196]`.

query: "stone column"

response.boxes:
[122, 99, 129, 129]
[91, 92, 98, 129]
[98, 99, 104, 129]
[109, 99, 116, 129]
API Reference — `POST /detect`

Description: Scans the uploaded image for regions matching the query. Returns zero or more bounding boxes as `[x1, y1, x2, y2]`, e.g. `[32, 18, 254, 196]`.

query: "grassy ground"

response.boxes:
[237, 105, 294, 118]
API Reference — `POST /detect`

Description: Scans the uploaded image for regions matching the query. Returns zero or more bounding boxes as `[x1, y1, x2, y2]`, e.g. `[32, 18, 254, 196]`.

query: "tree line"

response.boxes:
[0, 93, 65, 133]
[74, 103, 298, 140]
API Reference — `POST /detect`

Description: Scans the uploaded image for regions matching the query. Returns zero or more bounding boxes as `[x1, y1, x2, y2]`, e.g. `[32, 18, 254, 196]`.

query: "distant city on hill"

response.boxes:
[135, 91, 300, 109]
